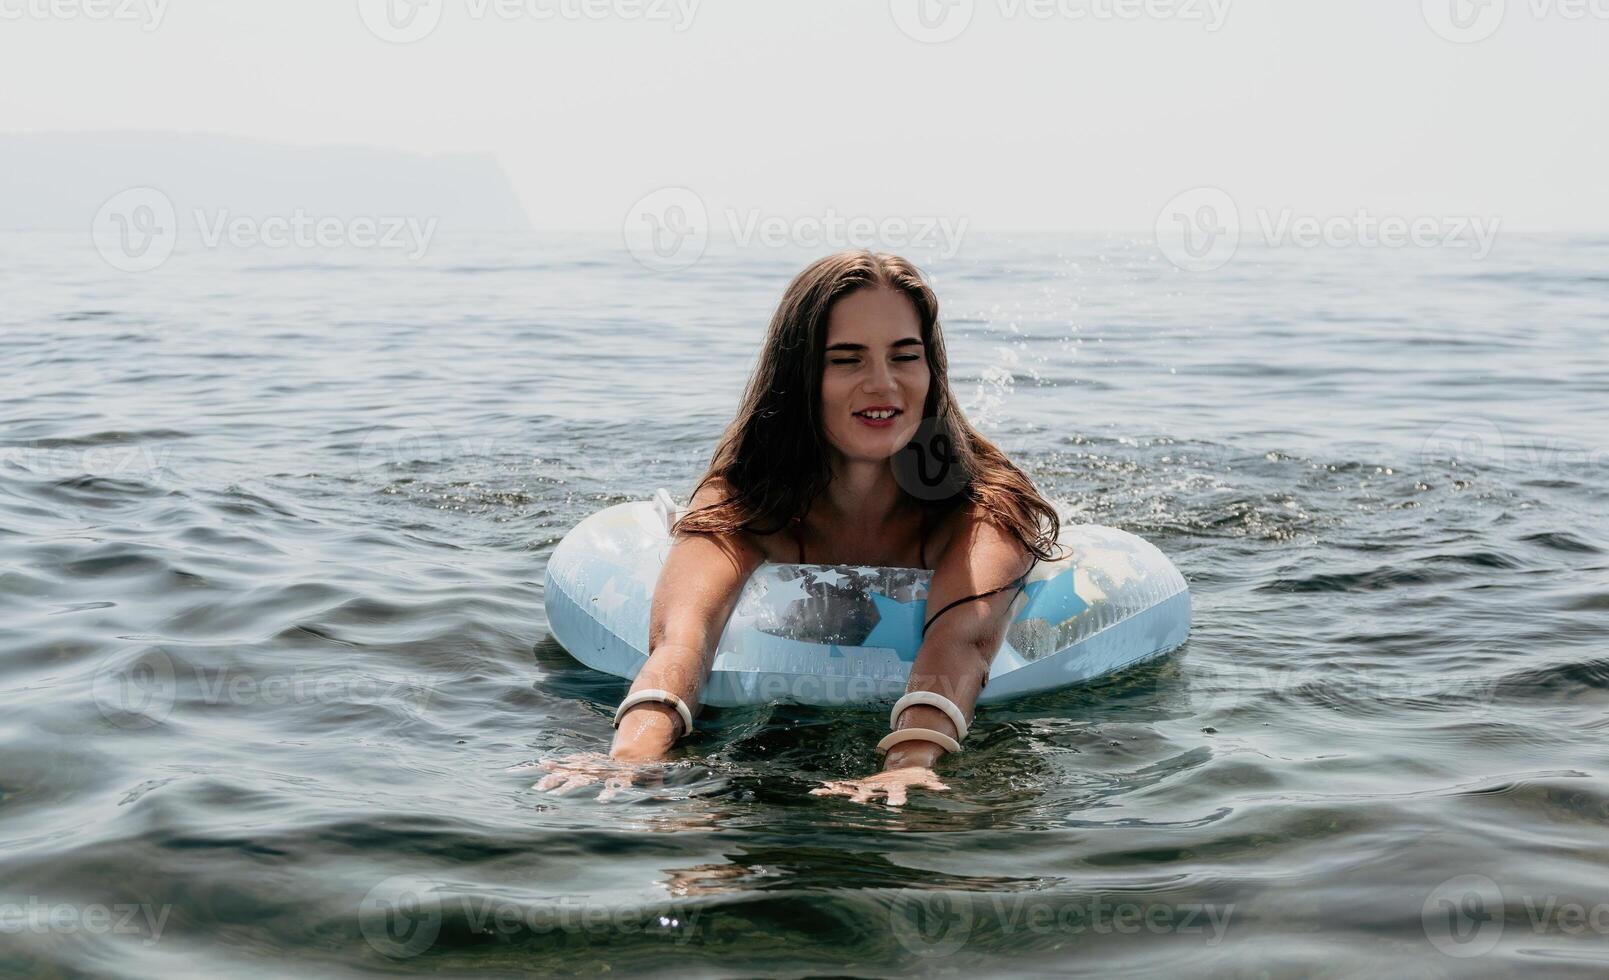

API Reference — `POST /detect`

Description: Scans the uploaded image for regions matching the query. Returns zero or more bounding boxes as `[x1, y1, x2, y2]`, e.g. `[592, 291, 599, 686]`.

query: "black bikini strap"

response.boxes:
[921, 556, 1039, 638]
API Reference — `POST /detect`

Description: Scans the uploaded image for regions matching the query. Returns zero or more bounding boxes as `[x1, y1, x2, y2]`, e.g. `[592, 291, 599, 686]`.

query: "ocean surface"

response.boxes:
[2, 230, 1606, 978]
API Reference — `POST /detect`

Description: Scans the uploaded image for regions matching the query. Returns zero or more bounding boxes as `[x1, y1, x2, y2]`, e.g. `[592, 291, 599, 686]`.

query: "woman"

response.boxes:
[533, 251, 1066, 807]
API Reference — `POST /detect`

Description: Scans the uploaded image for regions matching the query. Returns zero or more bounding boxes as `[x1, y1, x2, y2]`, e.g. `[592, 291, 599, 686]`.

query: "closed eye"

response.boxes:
[830, 355, 923, 365]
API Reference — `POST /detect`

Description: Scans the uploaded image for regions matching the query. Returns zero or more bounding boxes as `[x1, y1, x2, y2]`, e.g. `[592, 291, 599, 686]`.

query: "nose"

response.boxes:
[862, 358, 896, 397]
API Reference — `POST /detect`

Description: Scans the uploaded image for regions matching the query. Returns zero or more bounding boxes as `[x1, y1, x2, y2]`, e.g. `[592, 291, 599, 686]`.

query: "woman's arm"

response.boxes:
[883, 504, 1034, 770]
[611, 480, 767, 762]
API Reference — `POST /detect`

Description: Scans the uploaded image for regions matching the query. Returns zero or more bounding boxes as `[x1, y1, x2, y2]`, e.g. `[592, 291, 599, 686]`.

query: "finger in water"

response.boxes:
[552, 774, 597, 796]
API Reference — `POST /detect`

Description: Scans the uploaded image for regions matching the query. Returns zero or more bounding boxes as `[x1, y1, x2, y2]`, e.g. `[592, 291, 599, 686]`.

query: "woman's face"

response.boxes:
[819, 285, 930, 465]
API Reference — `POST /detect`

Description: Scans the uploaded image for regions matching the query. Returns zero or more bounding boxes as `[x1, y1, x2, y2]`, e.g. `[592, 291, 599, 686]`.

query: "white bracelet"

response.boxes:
[612, 689, 694, 739]
[890, 691, 969, 742]
[876, 728, 962, 755]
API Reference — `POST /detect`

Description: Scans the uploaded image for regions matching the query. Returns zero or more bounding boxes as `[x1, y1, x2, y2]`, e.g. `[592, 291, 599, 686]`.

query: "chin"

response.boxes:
[826, 437, 893, 464]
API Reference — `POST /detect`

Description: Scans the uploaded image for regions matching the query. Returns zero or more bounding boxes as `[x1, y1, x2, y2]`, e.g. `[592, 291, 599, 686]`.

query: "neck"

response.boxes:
[819, 454, 908, 529]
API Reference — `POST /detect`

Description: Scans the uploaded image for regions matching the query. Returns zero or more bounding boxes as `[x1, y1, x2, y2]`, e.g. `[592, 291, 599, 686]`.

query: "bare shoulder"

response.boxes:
[679, 477, 779, 565]
[684, 476, 730, 514]
[930, 499, 1034, 586]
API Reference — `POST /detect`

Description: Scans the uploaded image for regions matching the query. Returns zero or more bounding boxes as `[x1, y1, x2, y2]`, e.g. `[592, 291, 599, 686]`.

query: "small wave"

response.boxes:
[5, 429, 191, 450]
[1495, 657, 1609, 697]
[33, 474, 167, 506]
[1256, 565, 1460, 594]
[1520, 531, 1602, 554]
[1562, 593, 1609, 612]
[53, 310, 119, 322]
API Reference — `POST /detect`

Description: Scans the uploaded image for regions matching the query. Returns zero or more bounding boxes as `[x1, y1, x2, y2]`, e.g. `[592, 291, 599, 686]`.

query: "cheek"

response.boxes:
[819, 378, 848, 432]
[907, 370, 931, 406]
[819, 376, 839, 402]
[821, 373, 856, 411]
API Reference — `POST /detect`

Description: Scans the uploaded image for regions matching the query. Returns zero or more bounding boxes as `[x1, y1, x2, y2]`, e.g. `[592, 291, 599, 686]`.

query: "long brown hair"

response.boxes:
[674, 250, 1066, 563]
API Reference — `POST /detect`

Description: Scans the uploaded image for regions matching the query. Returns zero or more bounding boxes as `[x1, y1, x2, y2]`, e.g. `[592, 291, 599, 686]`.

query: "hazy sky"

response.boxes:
[1, 0, 1604, 231]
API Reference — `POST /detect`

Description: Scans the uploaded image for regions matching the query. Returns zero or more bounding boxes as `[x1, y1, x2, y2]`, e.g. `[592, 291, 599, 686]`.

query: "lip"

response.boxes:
[853, 406, 902, 429]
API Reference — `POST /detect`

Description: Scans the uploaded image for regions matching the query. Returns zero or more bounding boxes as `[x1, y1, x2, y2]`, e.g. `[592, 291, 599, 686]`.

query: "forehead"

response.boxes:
[825, 286, 921, 343]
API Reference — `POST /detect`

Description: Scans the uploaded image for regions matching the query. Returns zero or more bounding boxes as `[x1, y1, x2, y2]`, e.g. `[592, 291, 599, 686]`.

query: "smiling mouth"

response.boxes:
[853, 408, 902, 420]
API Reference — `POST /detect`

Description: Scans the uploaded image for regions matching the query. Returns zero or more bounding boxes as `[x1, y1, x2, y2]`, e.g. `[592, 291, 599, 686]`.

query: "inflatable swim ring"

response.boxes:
[543, 489, 1191, 707]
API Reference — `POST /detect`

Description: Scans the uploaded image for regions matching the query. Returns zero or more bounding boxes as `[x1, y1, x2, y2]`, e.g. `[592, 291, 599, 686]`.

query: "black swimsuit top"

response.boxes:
[790, 512, 1037, 642]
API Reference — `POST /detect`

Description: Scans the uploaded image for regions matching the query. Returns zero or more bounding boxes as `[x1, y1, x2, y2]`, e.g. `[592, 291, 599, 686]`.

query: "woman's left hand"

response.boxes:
[809, 766, 950, 807]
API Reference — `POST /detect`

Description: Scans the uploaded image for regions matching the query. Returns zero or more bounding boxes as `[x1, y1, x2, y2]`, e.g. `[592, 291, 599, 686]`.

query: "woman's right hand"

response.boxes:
[518, 751, 667, 802]
[520, 700, 685, 801]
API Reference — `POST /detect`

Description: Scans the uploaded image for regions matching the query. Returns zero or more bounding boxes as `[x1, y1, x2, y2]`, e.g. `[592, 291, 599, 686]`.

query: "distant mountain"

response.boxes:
[0, 132, 531, 231]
